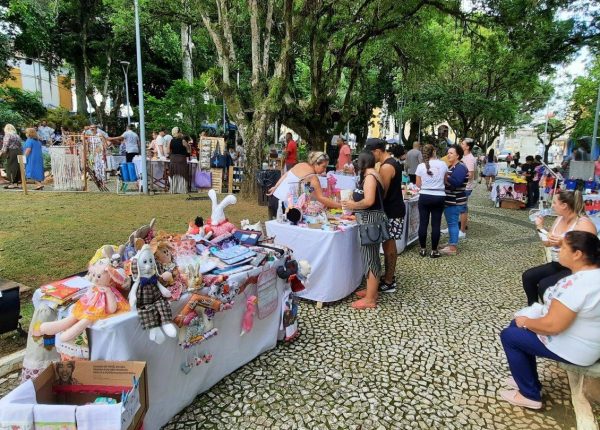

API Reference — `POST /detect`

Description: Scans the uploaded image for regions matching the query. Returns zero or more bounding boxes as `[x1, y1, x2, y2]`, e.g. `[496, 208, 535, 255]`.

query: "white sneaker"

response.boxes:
[459, 231, 467, 239]
[441, 228, 449, 234]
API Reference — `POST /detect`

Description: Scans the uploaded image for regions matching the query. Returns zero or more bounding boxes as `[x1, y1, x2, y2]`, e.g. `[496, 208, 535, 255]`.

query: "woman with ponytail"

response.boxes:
[522, 190, 597, 305]
[500, 231, 600, 410]
[415, 144, 448, 257]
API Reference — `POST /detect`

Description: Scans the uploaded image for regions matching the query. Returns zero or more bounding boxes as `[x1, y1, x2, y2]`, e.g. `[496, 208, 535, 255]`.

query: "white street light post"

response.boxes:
[134, 0, 148, 194]
[591, 83, 600, 159]
[120, 61, 131, 126]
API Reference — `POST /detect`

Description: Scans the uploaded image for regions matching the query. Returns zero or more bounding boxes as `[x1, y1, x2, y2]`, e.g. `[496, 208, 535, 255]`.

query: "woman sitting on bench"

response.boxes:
[500, 231, 600, 409]
[522, 190, 597, 305]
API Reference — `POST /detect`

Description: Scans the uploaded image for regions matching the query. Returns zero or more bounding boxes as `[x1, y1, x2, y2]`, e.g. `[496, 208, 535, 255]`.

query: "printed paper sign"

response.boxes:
[256, 268, 278, 319]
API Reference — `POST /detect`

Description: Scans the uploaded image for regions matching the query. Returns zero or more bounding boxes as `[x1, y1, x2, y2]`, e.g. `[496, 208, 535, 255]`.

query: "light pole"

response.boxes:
[134, 0, 148, 194]
[592, 83, 600, 159]
[120, 61, 131, 126]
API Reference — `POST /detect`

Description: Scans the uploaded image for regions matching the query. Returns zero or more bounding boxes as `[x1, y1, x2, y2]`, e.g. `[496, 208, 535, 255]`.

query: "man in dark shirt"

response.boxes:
[523, 155, 539, 208]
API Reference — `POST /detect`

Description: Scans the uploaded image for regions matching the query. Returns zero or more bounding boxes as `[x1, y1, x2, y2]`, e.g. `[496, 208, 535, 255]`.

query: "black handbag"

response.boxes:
[210, 144, 227, 168]
[355, 176, 390, 246]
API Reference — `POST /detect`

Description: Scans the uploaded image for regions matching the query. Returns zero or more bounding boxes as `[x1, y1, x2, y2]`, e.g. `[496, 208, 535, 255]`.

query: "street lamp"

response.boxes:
[120, 61, 131, 126]
[592, 83, 600, 159]
[133, 0, 148, 194]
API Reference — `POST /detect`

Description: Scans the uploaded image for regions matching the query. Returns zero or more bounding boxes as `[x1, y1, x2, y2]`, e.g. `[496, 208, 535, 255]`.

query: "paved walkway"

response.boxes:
[0, 186, 592, 428]
[164, 186, 580, 429]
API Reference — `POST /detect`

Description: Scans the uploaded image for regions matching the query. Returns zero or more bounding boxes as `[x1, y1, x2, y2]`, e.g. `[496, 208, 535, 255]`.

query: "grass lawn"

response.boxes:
[0, 191, 270, 356]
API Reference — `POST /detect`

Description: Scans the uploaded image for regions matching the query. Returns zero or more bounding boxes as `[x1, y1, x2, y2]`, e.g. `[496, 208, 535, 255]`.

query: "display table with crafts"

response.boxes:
[86, 263, 288, 430]
[266, 220, 363, 304]
[132, 156, 207, 192]
[490, 173, 528, 208]
[392, 194, 420, 253]
[0, 191, 306, 430]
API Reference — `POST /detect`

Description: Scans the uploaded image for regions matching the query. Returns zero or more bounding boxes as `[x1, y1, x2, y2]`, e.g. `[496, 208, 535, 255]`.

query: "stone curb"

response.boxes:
[0, 349, 24, 378]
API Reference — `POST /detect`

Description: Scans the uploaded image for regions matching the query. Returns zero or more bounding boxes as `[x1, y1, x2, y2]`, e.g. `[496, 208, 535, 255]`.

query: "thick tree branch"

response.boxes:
[200, 13, 230, 85]
[262, 0, 274, 76]
[249, 0, 261, 86]
[218, 0, 237, 63]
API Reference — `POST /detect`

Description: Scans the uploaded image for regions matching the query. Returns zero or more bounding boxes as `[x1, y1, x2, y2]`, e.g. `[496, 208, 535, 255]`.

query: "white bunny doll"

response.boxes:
[128, 244, 177, 344]
[206, 189, 238, 236]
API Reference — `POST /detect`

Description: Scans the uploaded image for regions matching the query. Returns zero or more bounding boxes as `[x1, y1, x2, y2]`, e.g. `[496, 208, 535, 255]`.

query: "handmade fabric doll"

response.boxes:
[37, 261, 130, 342]
[206, 189, 237, 236]
[240, 296, 257, 336]
[186, 216, 214, 239]
[128, 244, 177, 344]
[123, 218, 156, 261]
[21, 304, 60, 382]
[152, 240, 185, 300]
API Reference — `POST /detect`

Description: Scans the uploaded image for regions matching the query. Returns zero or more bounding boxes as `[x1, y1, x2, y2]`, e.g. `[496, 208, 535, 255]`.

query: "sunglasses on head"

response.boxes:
[316, 154, 329, 163]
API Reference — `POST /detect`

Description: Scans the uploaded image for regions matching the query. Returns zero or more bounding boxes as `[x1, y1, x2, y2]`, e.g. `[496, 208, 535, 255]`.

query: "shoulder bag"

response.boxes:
[355, 175, 390, 246]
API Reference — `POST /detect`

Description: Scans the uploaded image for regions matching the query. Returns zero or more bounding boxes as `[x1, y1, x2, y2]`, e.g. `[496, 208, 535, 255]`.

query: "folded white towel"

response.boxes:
[0, 403, 34, 429]
[76, 404, 122, 430]
[34, 404, 77, 429]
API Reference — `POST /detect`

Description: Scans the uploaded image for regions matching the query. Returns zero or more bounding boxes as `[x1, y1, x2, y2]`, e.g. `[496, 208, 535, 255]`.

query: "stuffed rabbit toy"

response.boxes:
[128, 244, 177, 344]
[206, 189, 237, 237]
[37, 260, 130, 342]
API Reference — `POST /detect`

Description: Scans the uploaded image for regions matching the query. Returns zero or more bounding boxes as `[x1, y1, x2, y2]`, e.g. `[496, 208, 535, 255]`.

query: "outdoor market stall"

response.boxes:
[490, 173, 528, 209]
[83, 263, 288, 430]
[266, 220, 363, 303]
[1, 191, 306, 430]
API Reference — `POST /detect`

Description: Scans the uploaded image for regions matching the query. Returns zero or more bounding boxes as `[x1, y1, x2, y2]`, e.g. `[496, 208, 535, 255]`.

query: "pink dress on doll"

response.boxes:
[72, 286, 130, 321]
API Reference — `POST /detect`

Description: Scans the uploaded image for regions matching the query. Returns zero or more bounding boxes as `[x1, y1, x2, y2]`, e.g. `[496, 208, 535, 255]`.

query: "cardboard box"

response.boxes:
[0, 361, 147, 430]
[500, 198, 524, 210]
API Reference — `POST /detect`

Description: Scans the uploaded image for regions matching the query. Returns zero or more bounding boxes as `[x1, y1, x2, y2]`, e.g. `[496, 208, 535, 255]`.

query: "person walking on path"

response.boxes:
[459, 138, 476, 238]
[406, 141, 423, 184]
[483, 149, 498, 191]
[23, 128, 45, 190]
[284, 132, 297, 171]
[416, 144, 448, 258]
[0, 124, 23, 189]
[440, 144, 469, 256]
[108, 125, 140, 163]
[356, 138, 406, 293]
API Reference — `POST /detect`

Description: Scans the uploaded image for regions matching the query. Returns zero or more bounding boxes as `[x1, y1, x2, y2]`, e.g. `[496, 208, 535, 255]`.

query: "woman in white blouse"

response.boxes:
[500, 231, 600, 409]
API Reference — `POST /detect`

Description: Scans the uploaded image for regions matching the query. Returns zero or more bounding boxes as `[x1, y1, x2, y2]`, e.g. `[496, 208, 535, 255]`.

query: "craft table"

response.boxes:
[265, 221, 364, 305]
[106, 155, 126, 172]
[133, 157, 201, 192]
[29, 262, 289, 430]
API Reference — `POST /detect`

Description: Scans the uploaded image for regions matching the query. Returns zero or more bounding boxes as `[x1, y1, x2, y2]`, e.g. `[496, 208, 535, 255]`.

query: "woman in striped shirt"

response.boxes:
[440, 145, 469, 256]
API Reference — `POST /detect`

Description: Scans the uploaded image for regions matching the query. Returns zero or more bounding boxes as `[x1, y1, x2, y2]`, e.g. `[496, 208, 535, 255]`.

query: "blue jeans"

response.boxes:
[444, 205, 462, 245]
[500, 320, 571, 401]
[459, 190, 473, 214]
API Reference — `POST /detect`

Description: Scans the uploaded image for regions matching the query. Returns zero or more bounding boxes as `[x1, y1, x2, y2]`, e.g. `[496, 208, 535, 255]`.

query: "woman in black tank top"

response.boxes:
[341, 151, 385, 310]
[363, 138, 406, 291]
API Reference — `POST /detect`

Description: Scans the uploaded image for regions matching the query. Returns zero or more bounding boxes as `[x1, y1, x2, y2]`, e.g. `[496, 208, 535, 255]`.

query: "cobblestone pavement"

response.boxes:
[164, 187, 581, 430]
[0, 187, 592, 428]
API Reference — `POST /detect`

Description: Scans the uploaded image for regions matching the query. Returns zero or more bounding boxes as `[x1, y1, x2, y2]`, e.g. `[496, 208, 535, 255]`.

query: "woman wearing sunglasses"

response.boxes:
[268, 151, 342, 210]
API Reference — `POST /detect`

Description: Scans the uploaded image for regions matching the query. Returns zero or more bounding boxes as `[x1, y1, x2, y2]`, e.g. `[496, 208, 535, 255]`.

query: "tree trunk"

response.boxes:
[239, 108, 270, 197]
[181, 23, 194, 84]
[73, 58, 87, 115]
[407, 119, 420, 145]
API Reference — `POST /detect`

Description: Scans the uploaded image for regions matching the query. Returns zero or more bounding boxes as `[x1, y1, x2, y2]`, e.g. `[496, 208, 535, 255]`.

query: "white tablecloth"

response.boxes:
[106, 155, 126, 171]
[265, 221, 363, 303]
[29, 262, 288, 430]
[383, 195, 419, 254]
[318, 173, 357, 191]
